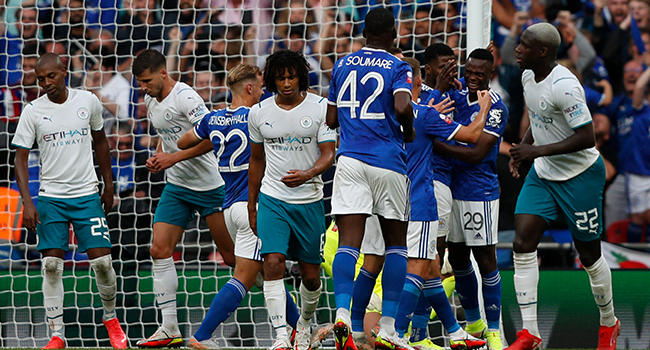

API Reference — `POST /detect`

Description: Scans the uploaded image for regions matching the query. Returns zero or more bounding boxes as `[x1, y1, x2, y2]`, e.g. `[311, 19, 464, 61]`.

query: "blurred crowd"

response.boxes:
[0, 0, 649, 250]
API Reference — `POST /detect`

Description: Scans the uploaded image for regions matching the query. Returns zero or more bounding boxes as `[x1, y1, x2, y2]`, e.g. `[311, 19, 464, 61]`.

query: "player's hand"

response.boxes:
[434, 60, 457, 92]
[430, 97, 455, 114]
[22, 202, 40, 232]
[149, 152, 178, 173]
[281, 169, 311, 188]
[146, 156, 159, 173]
[510, 142, 541, 163]
[403, 127, 416, 143]
[100, 189, 114, 215]
[248, 205, 258, 236]
[477, 90, 492, 110]
[509, 157, 521, 178]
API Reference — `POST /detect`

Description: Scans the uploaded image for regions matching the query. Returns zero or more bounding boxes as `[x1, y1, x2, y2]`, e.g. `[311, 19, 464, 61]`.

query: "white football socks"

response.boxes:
[90, 254, 117, 320]
[584, 255, 617, 327]
[264, 279, 289, 339]
[153, 257, 179, 332]
[513, 251, 540, 337]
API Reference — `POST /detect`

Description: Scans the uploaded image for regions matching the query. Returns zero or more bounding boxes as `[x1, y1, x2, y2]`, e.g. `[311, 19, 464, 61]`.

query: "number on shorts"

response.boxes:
[575, 208, 599, 233]
[210, 129, 249, 172]
[463, 212, 484, 231]
[90, 217, 110, 242]
[337, 70, 386, 119]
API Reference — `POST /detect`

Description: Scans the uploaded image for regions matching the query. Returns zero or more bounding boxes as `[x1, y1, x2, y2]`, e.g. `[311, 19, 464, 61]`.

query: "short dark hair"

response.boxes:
[364, 8, 395, 37]
[263, 50, 310, 93]
[22, 42, 41, 57]
[468, 48, 494, 65]
[424, 43, 455, 64]
[132, 49, 166, 76]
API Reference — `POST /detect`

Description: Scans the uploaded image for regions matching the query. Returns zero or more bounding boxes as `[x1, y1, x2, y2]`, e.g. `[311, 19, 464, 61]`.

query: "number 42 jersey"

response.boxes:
[328, 47, 413, 175]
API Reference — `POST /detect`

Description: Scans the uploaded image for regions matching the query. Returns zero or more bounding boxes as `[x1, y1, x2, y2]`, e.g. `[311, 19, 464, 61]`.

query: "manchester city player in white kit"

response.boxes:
[508, 23, 618, 350]
[248, 50, 336, 350]
[177, 64, 300, 349]
[12, 53, 127, 350]
[132, 50, 235, 348]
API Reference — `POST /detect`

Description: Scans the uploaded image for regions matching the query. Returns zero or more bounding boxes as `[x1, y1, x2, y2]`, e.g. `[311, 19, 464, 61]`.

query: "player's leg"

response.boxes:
[330, 156, 374, 349]
[139, 184, 194, 347]
[558, 158, 618, 350]
[204, 212, 235, 267]
[352, 216, 384, 344]
[257, 193, 293, 349]
[190, 203, 263, 348]
[509, 166, 562, 350]
[36, 196, 71, 349]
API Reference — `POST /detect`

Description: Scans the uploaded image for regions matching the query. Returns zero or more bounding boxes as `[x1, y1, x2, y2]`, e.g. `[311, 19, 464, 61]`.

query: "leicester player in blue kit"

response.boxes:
[508, 23, 618, 350]
[433, 48, 509, 350]
[393, 57, 487, 350]
[326, 7, 415, 350]
[177, 64, 300, 349]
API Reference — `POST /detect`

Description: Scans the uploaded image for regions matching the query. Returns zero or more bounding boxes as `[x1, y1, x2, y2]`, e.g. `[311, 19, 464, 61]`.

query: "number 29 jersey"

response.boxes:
[193, 106, 251, 209]
[328, 47, 413, 175]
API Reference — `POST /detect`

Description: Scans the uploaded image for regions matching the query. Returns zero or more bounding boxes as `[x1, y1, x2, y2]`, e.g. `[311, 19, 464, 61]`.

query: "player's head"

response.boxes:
[133, 49, 168, 98]
[35, 53, 67, 101]
[362, 8, 397, 49]
[402, 57, 421, 96]
[624, 59, 644, 93]
[227, 64, 264, 104]
[423, 43, 455, 84]
[263, 49, 310, 99]
[465, 48, 494, 93]
[515, 22, 561, 70]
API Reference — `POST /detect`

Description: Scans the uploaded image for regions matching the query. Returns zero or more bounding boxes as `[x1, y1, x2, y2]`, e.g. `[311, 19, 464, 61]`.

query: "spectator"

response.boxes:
[21, 42, 41, 102]
[275, 0, 320, 41]
[0, 1, 39, 87]
[116, 0, 165, 57]
[133, 94, 160, 151]
[108, 122, 148, 198]
[592, 0, 629, 53]
[593, 113, 618, 184]
[192, 63, 228, 110]
[85, 55, 132, 133]
[554, 9, 597, 76]
[396, 16, 425, 62]
[413, 5, 446, 48]
[209, 0, 278, 54]
[602, 59, 649, 228]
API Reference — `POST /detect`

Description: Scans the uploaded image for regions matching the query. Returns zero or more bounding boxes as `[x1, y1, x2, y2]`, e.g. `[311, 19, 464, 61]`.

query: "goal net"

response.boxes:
[0, 0, 491, 347]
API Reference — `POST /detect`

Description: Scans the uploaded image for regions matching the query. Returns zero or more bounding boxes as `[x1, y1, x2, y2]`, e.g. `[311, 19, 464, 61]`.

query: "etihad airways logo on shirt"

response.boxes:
[43, 128, 89, 142]
[265, 136, 312, 151]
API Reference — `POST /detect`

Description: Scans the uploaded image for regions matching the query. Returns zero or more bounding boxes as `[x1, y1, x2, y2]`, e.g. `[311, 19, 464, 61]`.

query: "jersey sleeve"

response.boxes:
[177, 87, 210, 125]
[483, 103, 508, 138]
[193, 114, 211, 140]
[11, 105, 36, 149]
[391, 60, 413, 96]
[553, 78, 592, 129]
[89, 93, 104, 131]
[422, 105, 462, 141]
[327, 59, 340, 106]
[317, 99, 336, 143]
[248, 105, 263, 144]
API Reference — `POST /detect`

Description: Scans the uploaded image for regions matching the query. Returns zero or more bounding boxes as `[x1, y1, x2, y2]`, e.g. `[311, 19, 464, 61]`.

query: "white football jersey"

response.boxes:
[146, 82, 224, 191]
[248, 93, 336, 204]
[12, 88, 104, 198]
[522, 65, 600, 181]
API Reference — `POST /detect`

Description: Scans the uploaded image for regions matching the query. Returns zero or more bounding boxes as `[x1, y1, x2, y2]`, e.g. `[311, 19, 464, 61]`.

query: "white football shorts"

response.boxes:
[627, 173, 650, 214]
[448, 199, 499, 246]
[361, 214, 385, 256]
[434, 180, 453, 238]
[224, 201, 262, 261]
[407, 220, 438, 260]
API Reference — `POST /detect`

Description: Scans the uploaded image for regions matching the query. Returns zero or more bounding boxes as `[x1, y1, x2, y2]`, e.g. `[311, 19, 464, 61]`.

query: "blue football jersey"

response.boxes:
[622, 113, 650, 176]
[407, 102, 462, 221]
[328, 47, 413, 174]
[449, 89, 509, 201]
[601, 93, 650, 171]
[194, 106, 251, 209]
[420, 83, 456, 186]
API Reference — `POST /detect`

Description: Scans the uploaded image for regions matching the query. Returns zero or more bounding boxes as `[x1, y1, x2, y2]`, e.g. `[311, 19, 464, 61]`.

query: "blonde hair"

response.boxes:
[226, 64, 262, 91]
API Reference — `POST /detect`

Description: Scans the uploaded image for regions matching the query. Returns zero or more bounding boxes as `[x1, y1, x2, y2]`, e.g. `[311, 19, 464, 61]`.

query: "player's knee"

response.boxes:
[220, 250, 236, 268]
[42, 257, 64, 284]
[302, 276, 321, 291]
[90, 254, 114, 279]
[512, 236, 535, 254]
[149, 244, 172, 260]
[263, 254, 286, 279]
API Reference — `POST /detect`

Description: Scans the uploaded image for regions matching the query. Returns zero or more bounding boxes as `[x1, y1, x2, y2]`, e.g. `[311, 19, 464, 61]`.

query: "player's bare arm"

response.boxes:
[15, 147, 39, 231]
[510, 122, 596, 163]
[453, 90, 492, 143]
[395, 91, 416, 142]
[326, 104, 339, 129]
[149, 139, 213, 173]
[247, 142, 266, 236]
[177, 130, 202, 150]
[434, 131, 499, 165]
[281, 141, 336, 188]
[92, 129, 115, 214]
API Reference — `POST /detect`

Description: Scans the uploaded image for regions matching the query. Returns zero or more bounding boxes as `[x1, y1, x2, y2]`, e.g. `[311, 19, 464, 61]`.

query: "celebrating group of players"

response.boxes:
[13, 6, 621, 350]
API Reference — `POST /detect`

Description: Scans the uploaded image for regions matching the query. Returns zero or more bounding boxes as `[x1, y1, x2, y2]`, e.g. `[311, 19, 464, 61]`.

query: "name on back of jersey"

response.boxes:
[342, 56, 394, 69]
[208, 113, 248, 126]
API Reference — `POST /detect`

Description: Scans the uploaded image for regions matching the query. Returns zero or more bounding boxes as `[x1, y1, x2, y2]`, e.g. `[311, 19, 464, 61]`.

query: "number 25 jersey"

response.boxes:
[328, 47, 413, 175]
